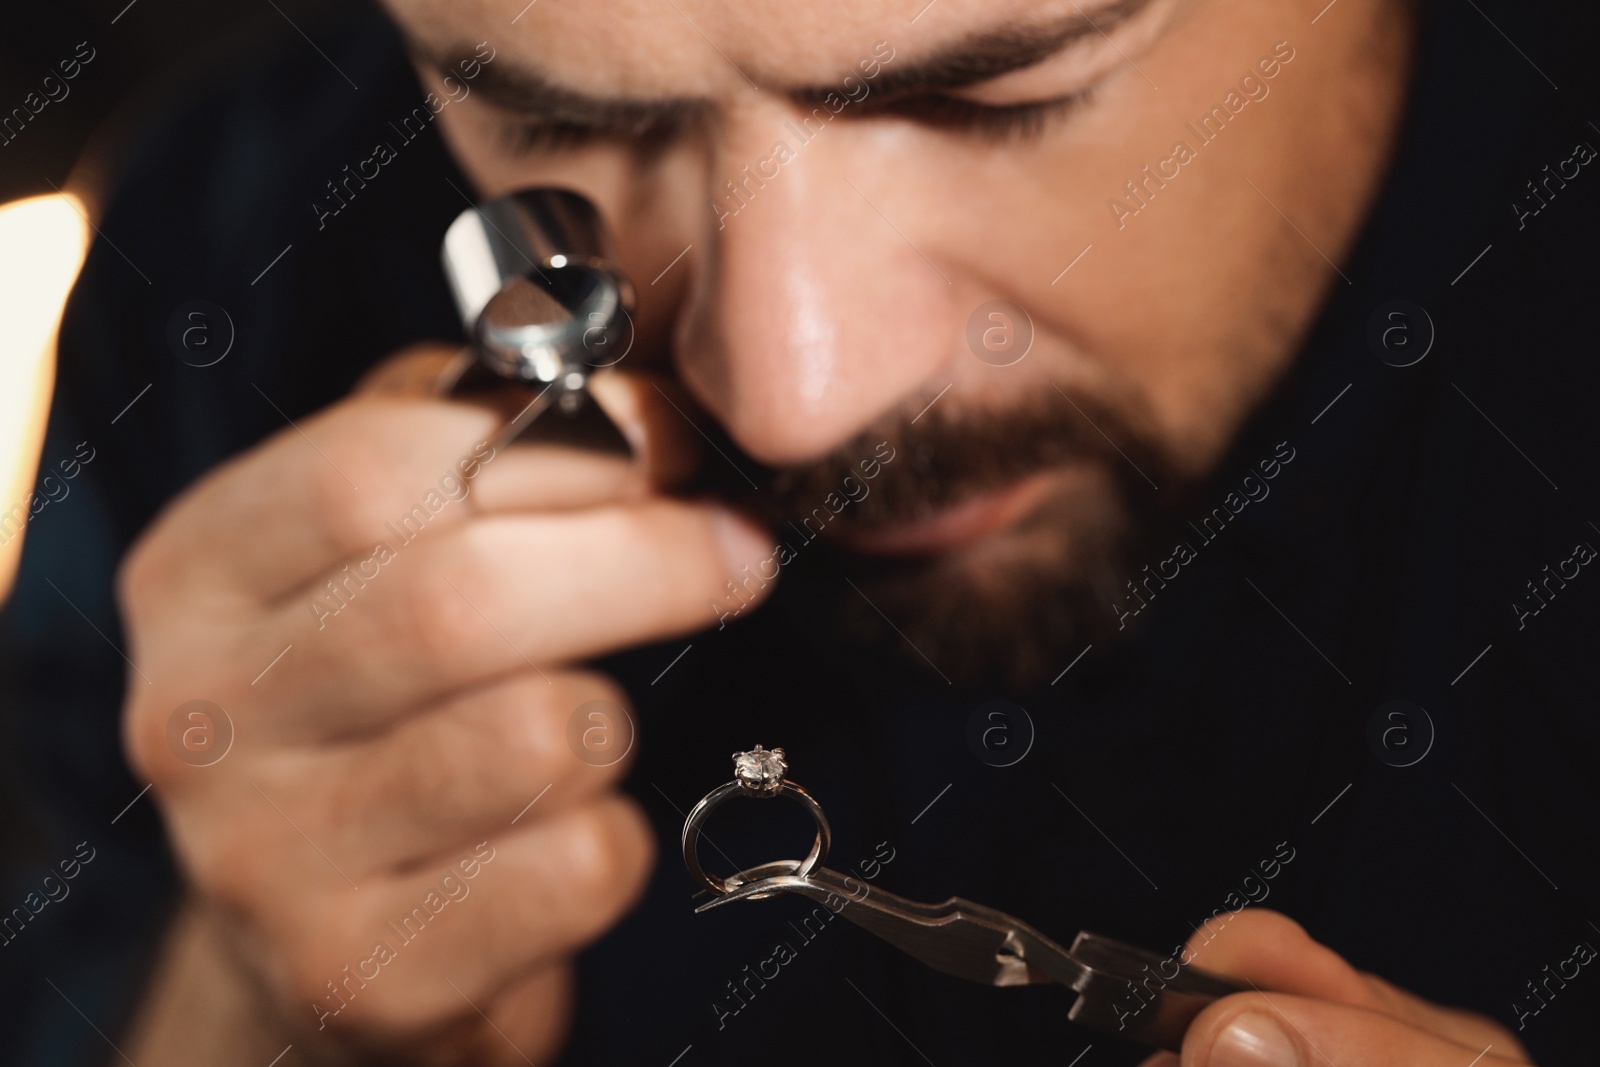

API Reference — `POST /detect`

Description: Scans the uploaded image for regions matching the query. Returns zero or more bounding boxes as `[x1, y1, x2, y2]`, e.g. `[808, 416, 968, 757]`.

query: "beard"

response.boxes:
[696, 382, 1185, 691]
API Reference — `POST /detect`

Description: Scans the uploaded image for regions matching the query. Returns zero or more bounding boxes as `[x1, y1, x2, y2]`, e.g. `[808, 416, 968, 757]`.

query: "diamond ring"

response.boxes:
[681, 745, 832, 895]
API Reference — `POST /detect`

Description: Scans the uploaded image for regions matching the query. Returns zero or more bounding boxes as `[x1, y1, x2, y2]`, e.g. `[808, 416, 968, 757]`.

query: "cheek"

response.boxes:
[932, 0, 1409, 474]
[408, 0, 1407, 485]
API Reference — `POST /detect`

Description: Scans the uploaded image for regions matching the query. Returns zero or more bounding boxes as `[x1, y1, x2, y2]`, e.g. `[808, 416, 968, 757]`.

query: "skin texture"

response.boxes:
[389, 0, 1422, 683]
[119, 1, 1531, 1064]
[399, 0, 1405, 472]
[1137, 910, 1529, 1067]
[122, 357, 775, 1064]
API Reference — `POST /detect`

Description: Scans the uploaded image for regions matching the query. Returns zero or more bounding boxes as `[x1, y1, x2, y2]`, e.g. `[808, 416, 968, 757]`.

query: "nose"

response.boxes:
[674, 106, 956, 467]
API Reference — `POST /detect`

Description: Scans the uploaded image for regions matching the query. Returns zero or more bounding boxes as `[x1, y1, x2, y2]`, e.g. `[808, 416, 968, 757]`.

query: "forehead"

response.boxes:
[387, 0, 1127, 94]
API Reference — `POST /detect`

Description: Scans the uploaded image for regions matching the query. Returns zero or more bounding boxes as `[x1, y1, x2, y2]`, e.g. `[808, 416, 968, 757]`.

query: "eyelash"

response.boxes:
[505, 122, 592, 155]
[502, 118, 684, 156]
[500, 89, 1091, 156]
[879, 91, 1093, 142]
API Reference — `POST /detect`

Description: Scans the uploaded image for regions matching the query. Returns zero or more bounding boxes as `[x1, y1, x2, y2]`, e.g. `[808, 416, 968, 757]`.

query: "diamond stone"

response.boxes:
[732, 745, 787, 794]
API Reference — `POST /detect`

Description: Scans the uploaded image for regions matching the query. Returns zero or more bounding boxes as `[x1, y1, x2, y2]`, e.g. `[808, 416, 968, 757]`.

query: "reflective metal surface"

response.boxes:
[439, 187, 636, 448]
[697, 862, 1243, 1051]
[685, 756, 1246, 1052]
[682, 781, 832, 897]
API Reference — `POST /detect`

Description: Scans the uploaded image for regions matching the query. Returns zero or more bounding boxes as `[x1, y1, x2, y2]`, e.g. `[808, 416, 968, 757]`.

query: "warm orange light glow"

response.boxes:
[0, 192, 91, 601]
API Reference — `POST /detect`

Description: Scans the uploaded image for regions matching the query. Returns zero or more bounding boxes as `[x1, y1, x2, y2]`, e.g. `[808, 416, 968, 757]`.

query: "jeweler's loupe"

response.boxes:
[439, 187, 636, 448]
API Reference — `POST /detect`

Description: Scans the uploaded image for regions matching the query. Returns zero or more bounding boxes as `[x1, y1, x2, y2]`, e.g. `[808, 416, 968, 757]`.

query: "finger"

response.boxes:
[122, 395, 503, 611]
[1181, 910, 1527, 1057]
[480, 965, 574, 1067]
[356, 345, 644, 508]
[259, 500, 774, 736]
[357, 346, 699, 507]
[1180, 909, 1376, 1008]
[586, 369, 702, 489]
[363, 964, 573, 1067]
[1183, 991, 1529, 1067]
[125, 363, 700, 613]
[463, 369, 706, 512]
[307, 670, 636, 871]
[302, 794, 653, 1032]
[468, 440, 645, 513]
[1358, 973, 1529, 1062]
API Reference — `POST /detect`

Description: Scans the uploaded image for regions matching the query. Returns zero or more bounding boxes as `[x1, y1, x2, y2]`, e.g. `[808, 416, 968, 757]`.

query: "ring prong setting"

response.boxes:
[732, 745, 787, 796]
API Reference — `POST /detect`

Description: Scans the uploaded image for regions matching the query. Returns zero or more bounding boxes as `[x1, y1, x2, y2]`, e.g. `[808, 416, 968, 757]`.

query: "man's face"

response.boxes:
[386, 0, 1413, 684]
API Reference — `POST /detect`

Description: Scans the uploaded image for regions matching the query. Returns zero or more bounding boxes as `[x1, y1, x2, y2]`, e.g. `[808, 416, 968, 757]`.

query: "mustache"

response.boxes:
[690, 382, 1175, 530]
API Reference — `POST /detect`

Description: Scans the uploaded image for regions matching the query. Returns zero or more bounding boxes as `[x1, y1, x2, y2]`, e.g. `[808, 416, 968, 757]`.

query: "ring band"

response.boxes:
[681, 746, 832, 896]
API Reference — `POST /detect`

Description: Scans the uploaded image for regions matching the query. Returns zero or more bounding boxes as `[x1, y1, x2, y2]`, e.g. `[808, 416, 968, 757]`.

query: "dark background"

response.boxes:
[0, 0, 328, 204]
[4, 2, 1599, 1066]
[0, 0, 338, 888]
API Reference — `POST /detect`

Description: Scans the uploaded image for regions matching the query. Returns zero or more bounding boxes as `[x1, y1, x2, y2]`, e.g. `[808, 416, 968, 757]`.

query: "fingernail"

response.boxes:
[711, 509, 772, 571]
[1211, 1012, 1299, 1067]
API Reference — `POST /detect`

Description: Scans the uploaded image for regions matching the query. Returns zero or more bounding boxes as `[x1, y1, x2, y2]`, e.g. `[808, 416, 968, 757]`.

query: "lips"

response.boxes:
[828, 471, 1056, 556]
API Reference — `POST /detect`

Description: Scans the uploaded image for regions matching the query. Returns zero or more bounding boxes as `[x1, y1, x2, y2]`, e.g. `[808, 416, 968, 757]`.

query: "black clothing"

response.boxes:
[4, 2, 1599, 1063]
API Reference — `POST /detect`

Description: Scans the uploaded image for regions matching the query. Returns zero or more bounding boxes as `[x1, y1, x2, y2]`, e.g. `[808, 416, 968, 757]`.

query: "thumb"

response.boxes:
[585, 367, 703, 490]
[1185, 992, 1529, 1067]
[356, 346, 705, 491]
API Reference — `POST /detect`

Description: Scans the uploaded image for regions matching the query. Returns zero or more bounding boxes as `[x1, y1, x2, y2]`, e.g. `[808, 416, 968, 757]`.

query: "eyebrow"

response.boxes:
[447, 61, 705, 135]
[417, 0, 1155, 131]
[804, 0, 1156, 105]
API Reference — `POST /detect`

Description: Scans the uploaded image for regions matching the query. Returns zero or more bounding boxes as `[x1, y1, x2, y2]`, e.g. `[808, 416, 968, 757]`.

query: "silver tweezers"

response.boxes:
[697, 861, 1243, 1051]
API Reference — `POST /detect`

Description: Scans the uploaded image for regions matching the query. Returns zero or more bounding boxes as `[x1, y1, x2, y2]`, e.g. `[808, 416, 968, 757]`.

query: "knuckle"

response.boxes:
[554, 672, 639, 778]
[1255, 908, 1307, 938]
[603, 507, 669, 585]
[338, 989, 444, 1037]
[562, 669, 631, 711]
[184, 799, 323, 920]
[283, 899, 464, 1037]
[115, 528, 173, 625]
[388, 556, 485, 665]
[279, 955, 335, 1014]
[441, 674, 631, 821]
[382, 733, 487, 835]
[648, 503, 769, 616]
[567, 796, 654, 898]
[277, 919, 369, 1017]
[487, 677, 566, 771]
[306, 416, 395, 552]
[649, 507, 713, 592]
[185, 826, 263, 910]
[120, 695, 169, 787]
[599, 509, 695, 622]
[309, 399, 478, 560]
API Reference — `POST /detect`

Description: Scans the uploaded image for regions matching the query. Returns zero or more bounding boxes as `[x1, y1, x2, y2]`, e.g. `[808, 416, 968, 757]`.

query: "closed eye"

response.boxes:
[870, 91, 1094, 142]
[501, 113, 690, 155]
[501, 90, 1093, 155]
[502, 119, 599, 154]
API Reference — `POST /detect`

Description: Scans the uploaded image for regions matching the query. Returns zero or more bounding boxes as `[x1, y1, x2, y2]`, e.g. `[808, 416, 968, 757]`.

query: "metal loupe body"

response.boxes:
[440, 188, 635, 415]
